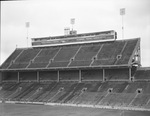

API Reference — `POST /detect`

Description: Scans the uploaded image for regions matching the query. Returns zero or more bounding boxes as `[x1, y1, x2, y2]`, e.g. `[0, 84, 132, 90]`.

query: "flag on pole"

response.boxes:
[26, 22, 30, 28]
[120, 8, 125, 15]
[70, 18, 75, 25]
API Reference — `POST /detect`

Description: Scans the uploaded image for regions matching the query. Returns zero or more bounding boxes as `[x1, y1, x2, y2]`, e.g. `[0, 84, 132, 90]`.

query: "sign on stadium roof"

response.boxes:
[31, 30, 117, 47]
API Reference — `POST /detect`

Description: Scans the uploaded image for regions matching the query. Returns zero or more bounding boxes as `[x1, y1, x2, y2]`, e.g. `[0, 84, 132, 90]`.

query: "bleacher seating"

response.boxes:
[28, 62, 48, 68]
[89, 82, 102, 92]
[50, 82, 75, 103]
[20, 83, 41, 101]
[28, 84, 49, 101]
[73, 44, 101, 61]
[39, 82, 66, 102]
[55, 83, 78, 103]
[90, 92, 107, 105]
[15, 48, 40, 63]
[9, 63, 29, 69]
[0, 82, 21, 100]
[131, 94, 150, 107]
[54, 46, 79, 61]
[62, 83, 85, 103]
[73, 92, 98, 104]
[0, 80, 150, 109]
[32, 82, 57, 102]
[116, 39, 138, 65]
[48, 61, 70, 68]
[69, 60, 92, 67]
[134, 69, 150, 80]
[0, 83, 18, 100]
[92, 41, 126, 66]
[99, 93, 136, 106]
[92, 59, 116, 65]
[146, 100, 150, 108]
[0, 38, 139, 69]
[34, 47, 60, 63]
[40, 82, 72, 102]
[125, 82, 150, 94]
[0, 49, 23, 69]
[12, 83, 37, 101]
[98, 81, 128, 93]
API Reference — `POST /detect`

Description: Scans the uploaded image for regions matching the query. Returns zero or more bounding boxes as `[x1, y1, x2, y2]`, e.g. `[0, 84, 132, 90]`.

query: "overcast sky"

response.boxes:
[1, 0, 150, 67]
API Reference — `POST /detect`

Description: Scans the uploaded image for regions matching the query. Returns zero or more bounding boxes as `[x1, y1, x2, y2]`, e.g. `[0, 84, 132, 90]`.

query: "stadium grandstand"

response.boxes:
[0, 29, 150, 111]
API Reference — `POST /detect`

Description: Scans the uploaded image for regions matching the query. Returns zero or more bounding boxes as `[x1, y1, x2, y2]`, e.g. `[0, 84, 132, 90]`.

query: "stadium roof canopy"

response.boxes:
[0, 31, 140, 71]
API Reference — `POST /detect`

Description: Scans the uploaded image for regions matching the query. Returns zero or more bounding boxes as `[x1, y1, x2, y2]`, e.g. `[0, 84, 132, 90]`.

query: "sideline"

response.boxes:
[0, 100, 150, 112]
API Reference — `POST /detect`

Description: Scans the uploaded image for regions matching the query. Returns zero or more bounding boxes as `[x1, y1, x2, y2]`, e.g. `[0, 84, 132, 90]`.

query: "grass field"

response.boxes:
[0, 103, 150, 116]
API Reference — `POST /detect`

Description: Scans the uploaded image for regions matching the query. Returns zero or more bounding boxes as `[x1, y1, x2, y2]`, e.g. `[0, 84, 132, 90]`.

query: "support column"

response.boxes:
[58, 70, 60, 82]
[18, 72, 20, 83]
[79, 70, 82, 82]
[37, 71, 40, 82]
[103, 69, 105, 82]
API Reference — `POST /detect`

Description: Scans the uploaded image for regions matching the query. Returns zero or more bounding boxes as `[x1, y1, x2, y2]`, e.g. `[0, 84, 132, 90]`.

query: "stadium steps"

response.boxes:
[47, 88, 64, 102]
[13, 83, 37, 100]
[32, 49, 43, 61]
[114, 41, 127, 65]
[0, 83, 17, 99]
[12, 49, 25, 62]
[3, 83, 21, 100]
[49, 91, 66, 103]
[66, 90, 84, 104]
[90, 82, 102, 92]
[38, 82, 59, 102]
[33, 82, 57, 102]
[20, 83, 40, 101]
[97, 93, 136, 107]
[146, 98, 150, 109]
[128, 93, 141, 107]
[72, 92, 96, 104]
[25, 86, 43, 101]
[7, 83, 29, 100]
[29, 84, 49, 102]
[42, 91, 59, 102]
[90, 44, 104, 66]
[96, 92, 110, 105]
[129, 94, 150, 108]
[70, 90, 85, 104]
[46, 47, 62, 68]
[63, 83, 85, 103]
[56, 83, 78, 103]
[7, 49, 25, 69]
[6, 86, 22, 100]
[67, 46, 82, 67]
[146, 97, 150, 106]
[26, 49, 43, 68]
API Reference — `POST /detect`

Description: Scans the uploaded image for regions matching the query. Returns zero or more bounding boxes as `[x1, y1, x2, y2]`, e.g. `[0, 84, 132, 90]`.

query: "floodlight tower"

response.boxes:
[25, 22, 30, 47]
[70, 18, 75, 31]
[120, 8, 125, 39]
